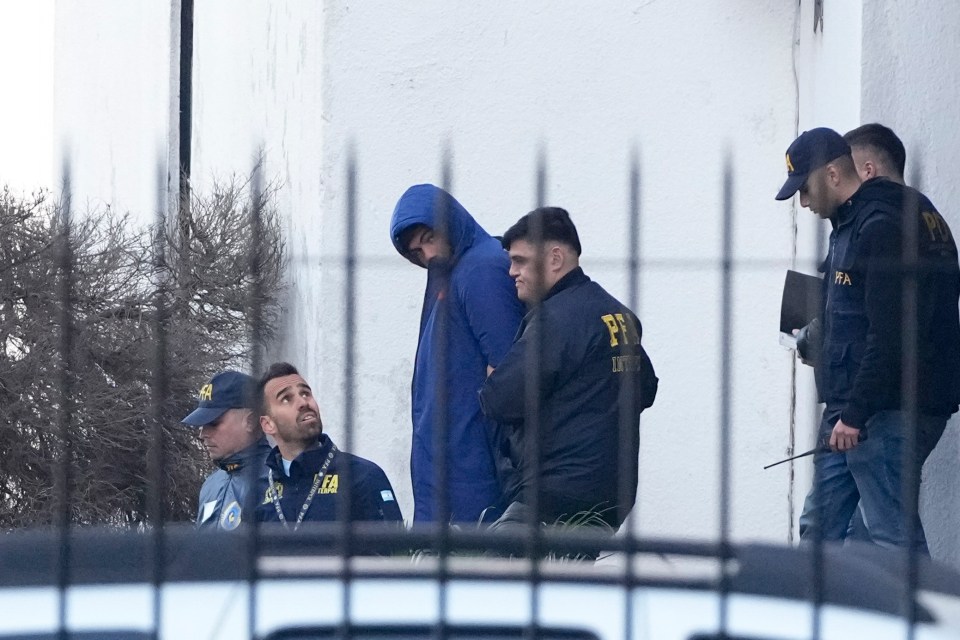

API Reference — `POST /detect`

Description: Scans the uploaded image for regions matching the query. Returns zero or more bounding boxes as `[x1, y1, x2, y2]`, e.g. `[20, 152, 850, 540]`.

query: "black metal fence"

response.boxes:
[0, 142, 955, 639]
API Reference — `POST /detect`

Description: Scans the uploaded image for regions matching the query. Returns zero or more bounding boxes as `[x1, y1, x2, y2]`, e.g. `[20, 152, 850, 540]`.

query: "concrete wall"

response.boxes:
[53, 1, 176, 217]
[310, 0, 800, 539]
[861, 1, 960, 567]
[190, 0, 326, 390]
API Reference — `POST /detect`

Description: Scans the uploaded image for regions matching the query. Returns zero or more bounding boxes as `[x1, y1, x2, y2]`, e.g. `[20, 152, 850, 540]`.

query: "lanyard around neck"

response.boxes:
[267, 444, 338, 530]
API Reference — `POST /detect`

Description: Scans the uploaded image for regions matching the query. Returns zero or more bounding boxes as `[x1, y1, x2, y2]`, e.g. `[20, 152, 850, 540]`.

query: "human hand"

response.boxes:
[794, 319, 821, 367]
[829, 419, 861, 452]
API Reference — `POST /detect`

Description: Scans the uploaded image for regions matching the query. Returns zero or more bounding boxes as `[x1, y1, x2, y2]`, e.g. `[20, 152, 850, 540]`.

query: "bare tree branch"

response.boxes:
[0, 179, 286, 528]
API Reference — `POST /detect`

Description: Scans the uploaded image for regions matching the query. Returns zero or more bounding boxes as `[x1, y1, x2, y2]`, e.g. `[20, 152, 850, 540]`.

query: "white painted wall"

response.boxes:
[53, 1, 175, 218]
[861, 1, 960, 567]
[189, 0, 326, 387]
[0, 0, 55, 194]
[315, 0, 800, 539]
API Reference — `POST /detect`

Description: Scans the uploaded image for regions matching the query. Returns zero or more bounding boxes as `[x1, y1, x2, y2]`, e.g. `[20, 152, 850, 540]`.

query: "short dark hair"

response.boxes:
[256, 361, 300, 417]
[832, 153, 859, 179]
[398, 223, 430, 252]
[844, 123, 906, 177]
[501, 207, 582, 255]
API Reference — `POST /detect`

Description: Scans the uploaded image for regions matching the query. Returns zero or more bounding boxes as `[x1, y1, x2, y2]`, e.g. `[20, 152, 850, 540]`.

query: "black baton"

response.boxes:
[764, 430, 867, 470]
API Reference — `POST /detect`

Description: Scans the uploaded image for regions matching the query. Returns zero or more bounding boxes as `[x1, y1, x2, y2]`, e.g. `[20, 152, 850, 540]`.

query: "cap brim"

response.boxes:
[775, 173, 807, 201]
[181, 406, 228, 427]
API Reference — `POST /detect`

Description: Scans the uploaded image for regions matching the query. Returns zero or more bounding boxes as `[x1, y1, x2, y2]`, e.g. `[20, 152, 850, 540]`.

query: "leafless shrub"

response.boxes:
[0, 178, 286, 528]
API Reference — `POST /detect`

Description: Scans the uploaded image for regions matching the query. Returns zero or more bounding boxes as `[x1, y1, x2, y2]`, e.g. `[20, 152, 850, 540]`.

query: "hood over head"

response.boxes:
[390, 184, 480, 265]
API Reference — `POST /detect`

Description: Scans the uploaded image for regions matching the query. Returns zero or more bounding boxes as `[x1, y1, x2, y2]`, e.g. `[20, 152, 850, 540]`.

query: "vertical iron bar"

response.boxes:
[616, 155, 640, 532]
[901, 165, 922, 640]
[810, 208, 828, 640]
[627, 150, 640, 321]
[718, 155, 734, 637]
[55, 159, 74, 640]
[523, 151, 547, 640]
[786, 171, 800, 542]
[248, 155, 266, 377]
[149, 156, 171, 640]
[431, 154, 453, 529]
[177, 0, 194, 240]
[432, 148, 453, 640]
[246, 153, 266, 640]
[787, 0, 801, 544]
[619, 146, 642, 640]
[340, 145, 358, 639]
[787, 339, 798, 543]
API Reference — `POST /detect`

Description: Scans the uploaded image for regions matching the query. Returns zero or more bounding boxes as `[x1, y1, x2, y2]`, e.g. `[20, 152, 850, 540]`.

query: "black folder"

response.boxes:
[780, 270, 822, 335]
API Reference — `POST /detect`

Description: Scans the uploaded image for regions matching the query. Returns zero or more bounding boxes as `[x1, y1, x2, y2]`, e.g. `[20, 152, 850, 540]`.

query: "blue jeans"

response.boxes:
[798, 407, 945, 551]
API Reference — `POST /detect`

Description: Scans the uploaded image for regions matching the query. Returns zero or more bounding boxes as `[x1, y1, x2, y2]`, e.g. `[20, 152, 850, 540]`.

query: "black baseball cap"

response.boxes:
[775, 127, 851, 201]
[181, 371, 255, 426]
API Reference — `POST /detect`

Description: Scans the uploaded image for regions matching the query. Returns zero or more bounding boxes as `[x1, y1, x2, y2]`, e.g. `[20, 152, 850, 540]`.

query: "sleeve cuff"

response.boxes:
[840, 403, 870, 430]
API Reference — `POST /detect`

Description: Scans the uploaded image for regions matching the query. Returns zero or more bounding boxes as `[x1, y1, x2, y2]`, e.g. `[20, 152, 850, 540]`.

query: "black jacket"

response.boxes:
[479, 268, 657, 527]
[819, 178, 960, 428]
[255, 434, 404, 525]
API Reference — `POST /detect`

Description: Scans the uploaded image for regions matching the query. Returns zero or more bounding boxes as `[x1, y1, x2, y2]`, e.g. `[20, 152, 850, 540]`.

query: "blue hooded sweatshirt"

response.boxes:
[390, 184, 525, 523]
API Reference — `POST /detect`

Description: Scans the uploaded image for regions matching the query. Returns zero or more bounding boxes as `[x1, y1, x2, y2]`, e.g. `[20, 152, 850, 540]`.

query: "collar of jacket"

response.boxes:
[217, 436, 271, 473]
[832, 196, 858, 229]
[542, 266, 589, 304]
[833, 177, 895, 229]
[266, 433, 336, 478]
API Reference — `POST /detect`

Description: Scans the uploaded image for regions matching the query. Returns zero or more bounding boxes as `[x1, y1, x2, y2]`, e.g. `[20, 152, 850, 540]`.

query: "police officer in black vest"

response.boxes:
[480, 208, 658, 533]
[776, 127, 960, 550]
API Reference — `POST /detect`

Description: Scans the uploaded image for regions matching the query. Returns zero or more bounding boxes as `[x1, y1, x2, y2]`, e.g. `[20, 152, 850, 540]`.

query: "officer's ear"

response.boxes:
[824, 162, 840, 186]
[259, 414, 277, 437]
[243, 409, 260, 434]
[547, 244, 564, 271]
[861, 160, 877, 180]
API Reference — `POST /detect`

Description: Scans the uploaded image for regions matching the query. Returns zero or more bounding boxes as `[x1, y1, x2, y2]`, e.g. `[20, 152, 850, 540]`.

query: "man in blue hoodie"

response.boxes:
[390, 184, 525, 524]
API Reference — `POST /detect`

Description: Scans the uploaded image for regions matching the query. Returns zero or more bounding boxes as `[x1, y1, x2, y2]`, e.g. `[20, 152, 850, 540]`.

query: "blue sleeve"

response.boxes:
[354, 462, 405, 523]
[457, 258, 525, 367]
[195, 473, 221, 529]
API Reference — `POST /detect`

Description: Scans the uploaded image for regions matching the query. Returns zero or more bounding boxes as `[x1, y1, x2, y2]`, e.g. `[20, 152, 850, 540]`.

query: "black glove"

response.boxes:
[795, 318, 821, 366]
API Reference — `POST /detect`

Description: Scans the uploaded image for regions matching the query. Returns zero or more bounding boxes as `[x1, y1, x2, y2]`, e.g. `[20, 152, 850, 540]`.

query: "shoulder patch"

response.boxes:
[219, 501, 242, 530]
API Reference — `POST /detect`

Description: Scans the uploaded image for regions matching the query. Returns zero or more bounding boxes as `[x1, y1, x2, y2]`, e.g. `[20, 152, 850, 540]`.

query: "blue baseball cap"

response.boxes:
[775, 127, 851, 201]
[181, 371, 256, 427]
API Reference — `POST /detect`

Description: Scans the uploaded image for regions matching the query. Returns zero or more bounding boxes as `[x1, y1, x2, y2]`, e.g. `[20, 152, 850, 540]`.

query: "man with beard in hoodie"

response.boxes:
[775, 127, 960, 549]
[390, 184, 525, 525]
